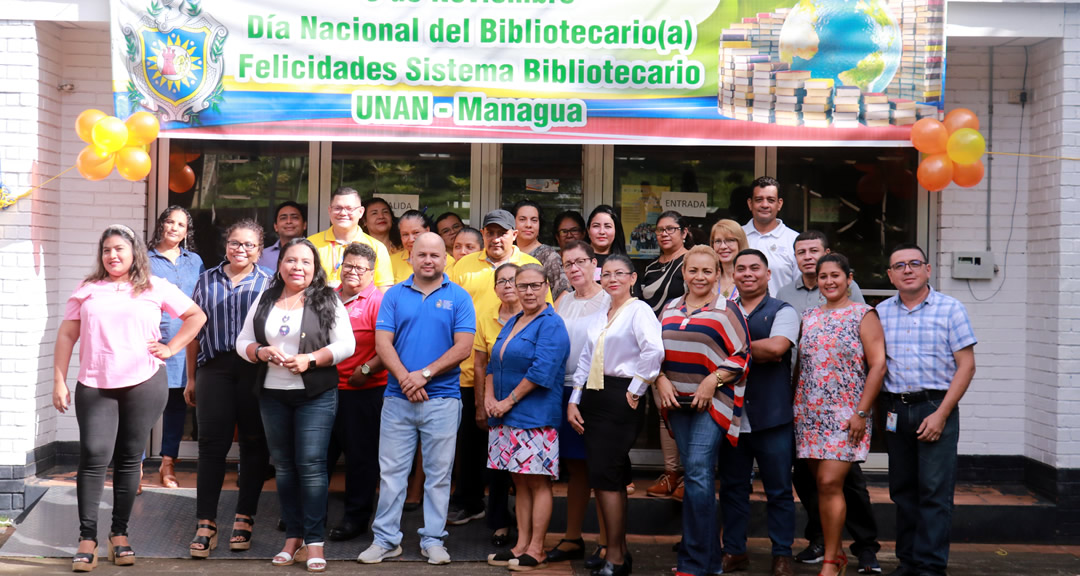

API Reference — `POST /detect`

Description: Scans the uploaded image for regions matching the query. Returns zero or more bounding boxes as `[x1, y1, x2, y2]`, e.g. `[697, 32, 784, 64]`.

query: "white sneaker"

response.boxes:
[357, 543, 402, 564]
[421, 544, 451, 565]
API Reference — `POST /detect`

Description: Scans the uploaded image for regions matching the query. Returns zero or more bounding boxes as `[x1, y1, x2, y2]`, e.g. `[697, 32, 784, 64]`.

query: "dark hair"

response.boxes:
[434, 212, 463, 229]
[656, 210, 694, 249]
[362, 197, 402, 251]
[586, 204, 627, 255]
[86, 224, 153, 296]
[751, 176, 781, 196]
[494, 262, 521, 285]
[224, 219, 265, 256]
[331, 186, 360, 200]
[794, 230, 829, 250]
[816, 253, 852, 276]
[151, 205, 196, 251]
[274, 201, 306, 222]
[258, 238, 339, 330]
[553, 210, 587, 243]
[561, 239, 595, 259]
[734, 248, 769, 267]
[457, 226, 484, 248]
[398, 209, 431, 230]
[512, 199, 544, 227]
[343, 241, 377, 267]
[601, 253, 635, 273]
[889, 242, 928, 263]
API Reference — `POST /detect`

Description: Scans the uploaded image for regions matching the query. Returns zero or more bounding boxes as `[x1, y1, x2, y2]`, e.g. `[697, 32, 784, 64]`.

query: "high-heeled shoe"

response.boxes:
[818, 555, 848, 576]
[272, 543, 308, 566]
[72, 537, 98, 572]
[305, 542, 327, 573]
[159, 456, 179, 489]
[189, 522, 218, 559]
[230, 516, 254, 551]
[584, 545, 607, 570]
[107, 532, 135, 566]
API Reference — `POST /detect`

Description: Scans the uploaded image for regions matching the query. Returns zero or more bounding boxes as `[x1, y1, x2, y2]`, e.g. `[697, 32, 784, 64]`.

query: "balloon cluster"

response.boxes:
[75, 110, 160, 182]
[168, 146, 201, 194]
[910, 109, 986, 191]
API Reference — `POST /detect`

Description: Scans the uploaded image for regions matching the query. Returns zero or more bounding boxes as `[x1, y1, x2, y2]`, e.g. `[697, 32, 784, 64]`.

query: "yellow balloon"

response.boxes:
[91, 116, 129, 154]
[76, 109, 107, 144]
[124, 111, 160, 147]
[76, 148, 116, 181]
[946, 128, 986, 165]
[115, 146, 153, 181]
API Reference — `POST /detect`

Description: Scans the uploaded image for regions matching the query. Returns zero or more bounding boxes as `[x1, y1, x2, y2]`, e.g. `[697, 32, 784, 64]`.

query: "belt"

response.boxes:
[882, 390, 947, 404]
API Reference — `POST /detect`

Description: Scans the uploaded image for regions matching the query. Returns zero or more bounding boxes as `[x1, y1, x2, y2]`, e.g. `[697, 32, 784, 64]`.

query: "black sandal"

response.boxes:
[108, 532, 135, 566]
[230, 516, 254, 551]
[584, 544, 607, 570]
[189, 522, 218, 559]
[487, 549, 517, 567]
[72, 537, 98, 572]
[546, 537, 586, 563]
[509, 553, 548, 572]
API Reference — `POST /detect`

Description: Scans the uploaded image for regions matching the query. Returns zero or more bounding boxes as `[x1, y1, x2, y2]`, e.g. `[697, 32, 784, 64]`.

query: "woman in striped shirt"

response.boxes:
[654, 245, 751, 576]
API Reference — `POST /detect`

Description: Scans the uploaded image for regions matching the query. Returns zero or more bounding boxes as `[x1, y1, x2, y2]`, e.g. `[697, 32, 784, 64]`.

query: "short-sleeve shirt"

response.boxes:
[337, 283, 388, 390]
[63, 278, 195, 389]
[376, 273, 476, 400]
[391, 249, 456, 284]
[743, 219, 800, 296]
[308, 227, 394, 289]
[192, 263, 272, 367]
[148, 248, 204, 388]
[487, 305, 570, 429]
[876, 287, 977, 393]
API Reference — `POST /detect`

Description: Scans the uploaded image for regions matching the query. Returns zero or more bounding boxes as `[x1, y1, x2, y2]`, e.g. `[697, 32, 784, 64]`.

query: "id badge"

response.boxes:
[886, 412, 898, 433]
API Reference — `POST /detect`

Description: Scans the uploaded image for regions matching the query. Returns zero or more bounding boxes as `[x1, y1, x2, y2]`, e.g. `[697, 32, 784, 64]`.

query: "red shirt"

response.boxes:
[337, 283, 388, 390]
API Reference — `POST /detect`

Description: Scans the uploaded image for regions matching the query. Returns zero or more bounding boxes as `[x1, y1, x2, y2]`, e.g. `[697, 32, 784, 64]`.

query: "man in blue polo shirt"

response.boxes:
[359, 232, 476, 566]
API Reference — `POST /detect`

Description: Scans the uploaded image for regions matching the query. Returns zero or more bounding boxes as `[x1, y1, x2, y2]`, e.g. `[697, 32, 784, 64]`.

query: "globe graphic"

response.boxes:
[778, 0, 901, 93]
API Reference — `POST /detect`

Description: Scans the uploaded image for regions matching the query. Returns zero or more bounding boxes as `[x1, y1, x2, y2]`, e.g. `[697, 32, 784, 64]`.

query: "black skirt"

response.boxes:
[578, 376, 645, 491]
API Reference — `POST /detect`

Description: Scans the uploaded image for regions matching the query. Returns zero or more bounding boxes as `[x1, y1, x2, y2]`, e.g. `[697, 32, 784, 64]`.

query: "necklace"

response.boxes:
[278, 292, 304, 336]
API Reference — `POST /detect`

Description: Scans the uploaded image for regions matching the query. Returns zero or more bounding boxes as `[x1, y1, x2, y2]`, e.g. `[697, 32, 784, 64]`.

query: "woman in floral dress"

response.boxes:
[794, 253, 886, 576]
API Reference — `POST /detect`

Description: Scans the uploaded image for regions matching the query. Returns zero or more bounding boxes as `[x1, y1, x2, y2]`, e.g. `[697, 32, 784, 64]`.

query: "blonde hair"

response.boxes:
[84, 224, 153, 296]
[710, 219, 749, 252]
[682, 244, 721, 271]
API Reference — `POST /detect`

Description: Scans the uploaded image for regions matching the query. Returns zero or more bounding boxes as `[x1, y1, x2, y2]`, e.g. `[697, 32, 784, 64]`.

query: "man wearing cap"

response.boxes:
[308, 186, 395, 290]
[445, 209, 551, 531]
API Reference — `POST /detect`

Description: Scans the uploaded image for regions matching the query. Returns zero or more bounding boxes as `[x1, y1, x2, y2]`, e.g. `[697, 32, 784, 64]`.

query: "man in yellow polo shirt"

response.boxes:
[391, 210, 456, 283]
[445, 209, 550, 533]
[308, 187, 394, 290]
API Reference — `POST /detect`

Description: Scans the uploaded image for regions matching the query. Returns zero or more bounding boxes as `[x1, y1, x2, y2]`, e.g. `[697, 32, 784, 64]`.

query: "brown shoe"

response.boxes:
[772, 555, 795, 576]
[159, 456, 179, 489]
[722, 553, 750, 572]
[646, 470, 681, 498]
[671, 478, 685, 502]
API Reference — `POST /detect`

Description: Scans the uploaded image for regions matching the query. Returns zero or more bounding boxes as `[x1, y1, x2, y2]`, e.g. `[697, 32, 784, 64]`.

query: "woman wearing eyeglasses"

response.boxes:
[236, 238, 355, 572]
[484, 264, 571, 571]
[568, 255, 664, 576]
[186, 219, 274, 559]
[553, 211, 586, 252]
[709, 219, 749, 300]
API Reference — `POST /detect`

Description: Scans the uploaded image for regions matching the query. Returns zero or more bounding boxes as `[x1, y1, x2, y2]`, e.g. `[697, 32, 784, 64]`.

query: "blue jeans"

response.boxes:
[371, 396, 461, 551]
[259, 387, 338, 544]
[159, 387, 186, 459]
[669, 410, 724, 576]
[883, 394, 959, 576]
[718, 422, 796, 557]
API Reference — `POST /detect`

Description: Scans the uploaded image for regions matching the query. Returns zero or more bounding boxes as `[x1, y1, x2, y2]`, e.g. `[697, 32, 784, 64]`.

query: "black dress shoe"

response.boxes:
[491, 528, 512, 547]
[545, 538, 585, 563]
[328, 522, 367, 541]
[584, 545, 607, 570]
[591, 559, 630, 576]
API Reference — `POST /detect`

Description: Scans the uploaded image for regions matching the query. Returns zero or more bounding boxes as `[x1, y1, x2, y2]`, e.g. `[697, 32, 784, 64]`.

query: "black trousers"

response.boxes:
[75, 369, 168, 539]
[327, 386, 385, 526]
[451, 387, 488, 515]
[792, 458, 881, 555]
[195, 354, 269, 522]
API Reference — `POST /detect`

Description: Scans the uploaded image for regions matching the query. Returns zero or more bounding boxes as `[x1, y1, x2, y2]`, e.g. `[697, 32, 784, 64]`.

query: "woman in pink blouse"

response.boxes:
[53, 225, 205, 572]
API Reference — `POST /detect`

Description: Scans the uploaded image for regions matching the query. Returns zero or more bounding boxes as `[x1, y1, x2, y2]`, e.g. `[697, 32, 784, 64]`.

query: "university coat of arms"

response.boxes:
[119, 0, 227, 123]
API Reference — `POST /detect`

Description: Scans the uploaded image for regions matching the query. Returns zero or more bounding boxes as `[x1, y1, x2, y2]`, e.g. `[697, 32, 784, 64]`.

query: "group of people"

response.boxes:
[53, 177, 976, 576]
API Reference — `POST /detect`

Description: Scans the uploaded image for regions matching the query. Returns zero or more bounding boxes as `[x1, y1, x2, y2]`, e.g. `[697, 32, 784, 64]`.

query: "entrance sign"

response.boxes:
[110, 0, 944, 145]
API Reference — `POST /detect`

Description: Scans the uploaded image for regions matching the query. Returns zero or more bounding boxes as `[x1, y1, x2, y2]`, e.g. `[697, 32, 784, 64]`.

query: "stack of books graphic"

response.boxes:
[916, 103, 938, 119]
[890, 98, 917, 125]
[751, 63, 783, 123]
[802, 78, 834, 128]
[718, 38, 754, 118]
[833, 85, 862, 128]
[862, 93, 892, 127]
[900, 0, 944, 103]
[774, 70, 810, 126]
[885, 0, 905, 97]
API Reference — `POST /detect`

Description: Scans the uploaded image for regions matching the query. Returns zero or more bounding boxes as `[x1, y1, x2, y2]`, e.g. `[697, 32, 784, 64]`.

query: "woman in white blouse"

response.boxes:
[567, 253, 664, 576]
[236, 238, 355, 573]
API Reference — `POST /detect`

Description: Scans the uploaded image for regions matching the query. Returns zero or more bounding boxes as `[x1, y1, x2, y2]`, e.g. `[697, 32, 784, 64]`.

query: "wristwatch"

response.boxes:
[360, 363, 371, 375]
[856, 410, 868, 418]
[422, 368, 432, 381]
[307, 353, 317, 367]
[630, 393, 641, 401]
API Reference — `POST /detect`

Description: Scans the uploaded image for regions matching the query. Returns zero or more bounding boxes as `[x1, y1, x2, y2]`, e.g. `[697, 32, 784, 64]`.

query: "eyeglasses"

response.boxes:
[889, 260, 926, 272]
[341, 264, 371, 274]
[227, 241, 258, 251]
[439, 223, 463, 235]
[495, 277, 515, 287]
[562, 257, 591, 270]
[557, 227, 582, 237]
[516, 281, 547, 293]
[713, 238, 740, 247]
[330, 205, 361, 214]
[600, 271, 633, 281]
[655, 226, 683, 236]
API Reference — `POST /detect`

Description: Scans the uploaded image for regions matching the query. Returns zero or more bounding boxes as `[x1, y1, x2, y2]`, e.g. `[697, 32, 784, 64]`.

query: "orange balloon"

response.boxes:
[116, 146, 153, 181]
[952, 160, 985, 188]
[169, 164, 196, 193]
[917, 154, 954, 192]
[944, 108, 979, 134]
[185, 151, 202, 163]
[910, 118, 949, 154]
[124, 111, 160, 147]
[76, 145, 115, 181]
[76, 109, 107, 144]
[856, 171, 886, 204]
[889, 169, 917, 200]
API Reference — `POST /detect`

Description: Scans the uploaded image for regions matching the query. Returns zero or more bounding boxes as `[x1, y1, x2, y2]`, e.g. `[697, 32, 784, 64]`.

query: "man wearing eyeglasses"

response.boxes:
[308, 187, 394, 290]
[324, 242, 388, 542]
[876, 244, 976, 576]
[742, 176, 800, 296]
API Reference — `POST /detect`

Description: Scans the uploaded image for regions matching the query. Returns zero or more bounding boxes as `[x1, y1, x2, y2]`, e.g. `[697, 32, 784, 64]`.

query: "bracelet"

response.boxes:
[510, 391, 519, 405]
[715, 370, 723, 388]
[255, 345, 265, 362]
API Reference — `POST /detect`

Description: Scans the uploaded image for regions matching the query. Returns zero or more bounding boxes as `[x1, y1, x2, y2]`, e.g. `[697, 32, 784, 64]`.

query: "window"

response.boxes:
[500, 144, 584, 245]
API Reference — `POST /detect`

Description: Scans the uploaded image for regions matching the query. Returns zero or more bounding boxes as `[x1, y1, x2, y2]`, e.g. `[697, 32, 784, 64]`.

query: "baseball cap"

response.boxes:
[482, 209, 516, 231]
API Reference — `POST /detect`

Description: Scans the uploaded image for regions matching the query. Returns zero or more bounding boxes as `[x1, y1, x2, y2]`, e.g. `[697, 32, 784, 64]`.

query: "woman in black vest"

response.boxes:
[236, 238, 355, 573]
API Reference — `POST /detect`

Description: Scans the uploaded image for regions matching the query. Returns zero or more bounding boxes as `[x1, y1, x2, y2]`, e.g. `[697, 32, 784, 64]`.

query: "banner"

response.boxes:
[109, 0, 944, 145]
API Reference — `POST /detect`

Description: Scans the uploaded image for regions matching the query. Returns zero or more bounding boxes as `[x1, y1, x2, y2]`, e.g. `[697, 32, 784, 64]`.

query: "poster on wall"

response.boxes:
[109, 0, 943, 145]
[622, 183, 669, 257]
